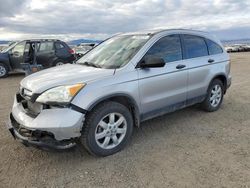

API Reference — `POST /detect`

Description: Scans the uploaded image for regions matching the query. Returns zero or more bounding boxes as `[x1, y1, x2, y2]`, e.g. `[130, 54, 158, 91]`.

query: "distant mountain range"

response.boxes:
[221, 38, 250, 45]
[0, 41, 11, 45]
[68, 39, 102, 45]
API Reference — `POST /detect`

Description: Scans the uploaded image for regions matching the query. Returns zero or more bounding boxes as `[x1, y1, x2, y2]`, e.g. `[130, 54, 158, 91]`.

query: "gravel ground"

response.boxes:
[0, 52, 250, 188]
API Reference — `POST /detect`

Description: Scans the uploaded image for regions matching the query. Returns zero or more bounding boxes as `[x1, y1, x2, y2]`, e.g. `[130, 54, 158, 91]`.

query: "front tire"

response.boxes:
[0, 63, 8, 78]
[80, 101, 133, 156]
[201, 79, 224, 112]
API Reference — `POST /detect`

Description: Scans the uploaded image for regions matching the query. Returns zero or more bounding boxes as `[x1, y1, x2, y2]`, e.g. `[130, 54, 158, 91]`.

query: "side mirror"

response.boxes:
[138, 56, 165, 68]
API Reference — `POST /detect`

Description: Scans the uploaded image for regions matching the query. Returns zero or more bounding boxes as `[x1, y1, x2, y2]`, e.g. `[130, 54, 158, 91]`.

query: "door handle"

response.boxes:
[176, 64, 186, 69]
[208, 59, 214, 63]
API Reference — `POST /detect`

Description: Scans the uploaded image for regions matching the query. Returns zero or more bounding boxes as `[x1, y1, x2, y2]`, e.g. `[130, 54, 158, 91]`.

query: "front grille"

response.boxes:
[16, 93, 42, 117]
[20, 87, 32, 100]
[27, 101, 43, 115]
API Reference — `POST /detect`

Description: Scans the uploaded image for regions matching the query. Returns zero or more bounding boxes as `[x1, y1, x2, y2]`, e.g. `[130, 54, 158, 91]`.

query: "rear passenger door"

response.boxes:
[138, 34, 188, 120]
[55, 42, 68, 58]
[55, 42, 75, 63]
[181, 34, 217, 104]
[36, 41, 55, 67]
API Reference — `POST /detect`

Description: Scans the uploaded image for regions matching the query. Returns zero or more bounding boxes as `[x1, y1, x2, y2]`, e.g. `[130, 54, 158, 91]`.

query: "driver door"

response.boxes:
[9, 41, 26, 69]
[137, 34, 188, 120]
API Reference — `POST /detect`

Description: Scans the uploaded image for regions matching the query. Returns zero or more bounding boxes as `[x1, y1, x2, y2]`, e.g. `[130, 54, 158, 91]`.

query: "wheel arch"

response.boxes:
[0, 61, 11, 71]
[209, 74, 227, 94]
[87, 94, 140, 127]
[51, 58, 64, 66]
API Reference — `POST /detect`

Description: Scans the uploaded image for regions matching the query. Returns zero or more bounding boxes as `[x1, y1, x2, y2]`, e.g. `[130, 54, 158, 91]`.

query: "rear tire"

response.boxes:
[53, 60, 65, 66]
[80, 101, 133, 157]
[201, 79, 224, 112]
[0, 63, 8, 78]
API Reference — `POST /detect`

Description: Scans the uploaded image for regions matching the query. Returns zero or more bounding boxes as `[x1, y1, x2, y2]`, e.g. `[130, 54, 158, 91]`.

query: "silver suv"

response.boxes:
[8, 29, 232, 156]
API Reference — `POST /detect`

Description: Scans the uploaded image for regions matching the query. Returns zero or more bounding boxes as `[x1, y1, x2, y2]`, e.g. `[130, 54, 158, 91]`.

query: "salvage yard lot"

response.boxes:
[0, 53, 250, 187]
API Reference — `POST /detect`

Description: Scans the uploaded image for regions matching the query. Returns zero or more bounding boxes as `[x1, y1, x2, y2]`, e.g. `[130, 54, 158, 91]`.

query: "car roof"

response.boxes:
[119, 28, 221, 44]
[120, 28, 208, 35]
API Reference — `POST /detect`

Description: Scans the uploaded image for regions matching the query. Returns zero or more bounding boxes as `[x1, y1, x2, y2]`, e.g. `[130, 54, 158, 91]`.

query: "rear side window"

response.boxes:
[145, 35, 182, 63]
[55, 42, 65, 49]
[205, 39, 223, 55]
[39, 42, 54, 51]
[182, 35, 208, 59]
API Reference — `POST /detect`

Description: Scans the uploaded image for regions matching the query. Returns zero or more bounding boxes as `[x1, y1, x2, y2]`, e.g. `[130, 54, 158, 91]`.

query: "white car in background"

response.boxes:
[225, 44, 250, 53]
[225, 45, 240, 53]
[75, 43, 97, 55]
[239, 45, 250, 52]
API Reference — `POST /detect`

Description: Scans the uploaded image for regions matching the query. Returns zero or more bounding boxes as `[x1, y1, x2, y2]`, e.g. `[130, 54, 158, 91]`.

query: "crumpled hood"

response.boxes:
[21, 64, 114, 93]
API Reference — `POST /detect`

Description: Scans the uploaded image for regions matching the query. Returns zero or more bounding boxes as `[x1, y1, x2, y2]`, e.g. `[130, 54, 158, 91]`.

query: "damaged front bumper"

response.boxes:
[7, 93, 86, 150]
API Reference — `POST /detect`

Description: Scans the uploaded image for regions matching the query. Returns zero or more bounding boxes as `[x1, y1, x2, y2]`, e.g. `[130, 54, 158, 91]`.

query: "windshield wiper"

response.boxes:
[82, 61, 101, 68]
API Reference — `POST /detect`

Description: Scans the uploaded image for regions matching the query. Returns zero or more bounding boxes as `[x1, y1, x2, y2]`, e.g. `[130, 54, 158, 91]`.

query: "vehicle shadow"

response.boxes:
[24, 104, 204, 160]
[5, 72, 25, 78]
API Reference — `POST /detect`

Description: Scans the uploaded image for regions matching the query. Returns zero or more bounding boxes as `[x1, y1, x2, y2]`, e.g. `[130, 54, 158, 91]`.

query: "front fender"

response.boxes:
[0, 53, 11, 70]
[71, 70, 140, 112]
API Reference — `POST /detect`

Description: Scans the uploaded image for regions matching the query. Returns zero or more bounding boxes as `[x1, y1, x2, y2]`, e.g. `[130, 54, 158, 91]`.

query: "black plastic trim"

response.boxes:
[141, 94, 206, 122]
[88, 93, 139, 112]
[87, 93, 140, 126]
[30, 93, 40, 103]
[69, 104, 87, 114]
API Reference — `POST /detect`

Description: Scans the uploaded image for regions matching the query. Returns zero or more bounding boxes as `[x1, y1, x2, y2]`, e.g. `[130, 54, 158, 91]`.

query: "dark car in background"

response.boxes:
[0, 39, 75, 78]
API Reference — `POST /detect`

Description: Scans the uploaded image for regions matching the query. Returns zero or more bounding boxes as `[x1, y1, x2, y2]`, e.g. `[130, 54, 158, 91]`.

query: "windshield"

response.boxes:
[77, 35, 150, 69]
[1, 42, 18, 53]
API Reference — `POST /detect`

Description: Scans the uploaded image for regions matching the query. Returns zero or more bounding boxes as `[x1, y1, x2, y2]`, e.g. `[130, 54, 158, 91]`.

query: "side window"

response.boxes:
[12, 42, 26, 54]
[182, 35, 208, 59]
[205, 39, 223, 55]
[39, 42, 54, 52]
[55, 42, 65, 49]
[145, 35, 182, 63]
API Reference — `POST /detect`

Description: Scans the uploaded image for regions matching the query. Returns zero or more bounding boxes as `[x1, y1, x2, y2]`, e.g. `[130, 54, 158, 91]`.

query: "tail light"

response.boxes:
[68, 49, 75, 54]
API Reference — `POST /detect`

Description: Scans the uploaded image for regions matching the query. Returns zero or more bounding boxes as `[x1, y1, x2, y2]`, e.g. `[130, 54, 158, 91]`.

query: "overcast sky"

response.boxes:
[0, 0, 249, 41]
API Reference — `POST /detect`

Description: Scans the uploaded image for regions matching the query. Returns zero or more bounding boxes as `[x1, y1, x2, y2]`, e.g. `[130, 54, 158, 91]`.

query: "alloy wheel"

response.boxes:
[56, 62, 64, 66]
[95, 112, 127, 150]
[210, 84, 222, 107]
[0, 65, 6, 77]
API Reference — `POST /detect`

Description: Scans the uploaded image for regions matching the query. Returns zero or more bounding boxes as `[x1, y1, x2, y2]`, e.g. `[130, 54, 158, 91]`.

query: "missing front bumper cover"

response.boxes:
[8, 114, 76, 150]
